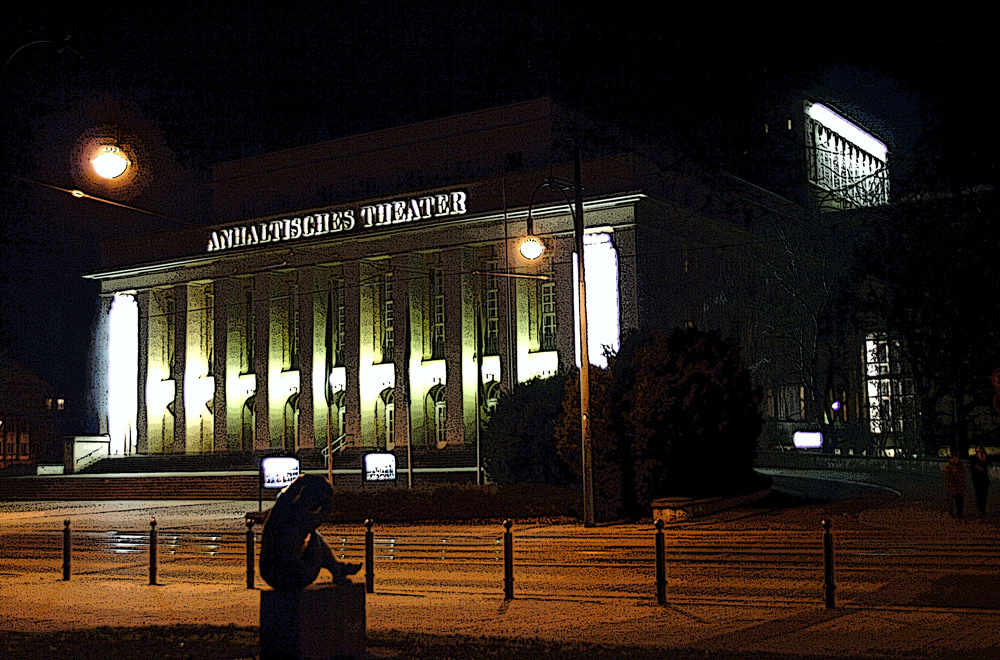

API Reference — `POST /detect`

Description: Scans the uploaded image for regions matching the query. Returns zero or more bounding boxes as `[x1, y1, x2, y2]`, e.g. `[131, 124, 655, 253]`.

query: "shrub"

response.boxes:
[480, 374, 575, 486]
[623, 328, 762, 507]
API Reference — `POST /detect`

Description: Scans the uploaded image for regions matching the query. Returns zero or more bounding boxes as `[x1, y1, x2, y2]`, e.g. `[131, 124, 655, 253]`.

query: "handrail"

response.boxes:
[74, 441, 111, 471]
[321, 434, 349, 465]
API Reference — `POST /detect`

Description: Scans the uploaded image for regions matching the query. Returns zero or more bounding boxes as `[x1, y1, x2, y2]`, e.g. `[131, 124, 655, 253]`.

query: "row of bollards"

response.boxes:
[59, 515, 837, 608]
[648, 517, 837, 608]
[647, 517, 837, 609]
[61, 518, 160, 584]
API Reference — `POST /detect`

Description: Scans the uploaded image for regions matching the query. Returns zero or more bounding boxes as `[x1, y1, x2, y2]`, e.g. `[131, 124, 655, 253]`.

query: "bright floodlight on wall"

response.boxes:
[519, 235, 544, 260]
[91, 145, 131, 179]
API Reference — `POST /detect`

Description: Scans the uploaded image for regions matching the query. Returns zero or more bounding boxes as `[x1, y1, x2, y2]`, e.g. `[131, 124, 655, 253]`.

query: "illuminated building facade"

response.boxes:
[87, 100, 696, 458]
[85, 97, 921, 461]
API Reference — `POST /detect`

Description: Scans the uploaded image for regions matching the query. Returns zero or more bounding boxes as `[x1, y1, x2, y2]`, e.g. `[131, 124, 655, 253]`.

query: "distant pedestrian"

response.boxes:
[969, 445, 991, 518]
[944, 450, 967, 519]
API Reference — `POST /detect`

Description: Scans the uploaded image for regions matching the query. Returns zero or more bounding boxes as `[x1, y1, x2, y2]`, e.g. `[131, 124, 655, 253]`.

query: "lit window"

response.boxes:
[864, 333, 916, 435]
[484, 266, 499, 355]
[428, 385, 446, 448]
[380, 389, 395, 450]
[540, 281, 557, 351]
[383, 272, 394, 360]
[431, 267, 445, 359]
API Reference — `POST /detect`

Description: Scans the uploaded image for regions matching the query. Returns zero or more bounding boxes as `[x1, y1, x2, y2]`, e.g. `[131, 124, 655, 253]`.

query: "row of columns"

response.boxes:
[97, 226, 636, 457]
[116, 239, 582, 455]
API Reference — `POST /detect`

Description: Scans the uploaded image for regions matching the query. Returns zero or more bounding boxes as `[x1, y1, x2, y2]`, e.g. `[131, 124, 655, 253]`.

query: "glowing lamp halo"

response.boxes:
[519, 235, 545, 260]
[91, 145, 131, 179]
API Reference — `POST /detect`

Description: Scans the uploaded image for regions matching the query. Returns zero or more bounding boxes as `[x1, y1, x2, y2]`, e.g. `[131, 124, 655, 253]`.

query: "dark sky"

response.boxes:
[0, 1, 993, 414]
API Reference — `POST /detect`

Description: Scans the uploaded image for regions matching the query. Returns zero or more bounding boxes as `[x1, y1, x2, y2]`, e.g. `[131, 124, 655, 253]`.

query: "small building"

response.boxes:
[0, 361, 63, 467]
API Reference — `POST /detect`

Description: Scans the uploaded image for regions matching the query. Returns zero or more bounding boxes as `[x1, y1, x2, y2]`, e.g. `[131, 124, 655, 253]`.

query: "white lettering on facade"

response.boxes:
[206, 190, 468, 253]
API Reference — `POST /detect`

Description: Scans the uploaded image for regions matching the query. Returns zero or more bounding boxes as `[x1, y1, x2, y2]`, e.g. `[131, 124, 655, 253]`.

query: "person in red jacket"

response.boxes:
[944, 450, 967, 519]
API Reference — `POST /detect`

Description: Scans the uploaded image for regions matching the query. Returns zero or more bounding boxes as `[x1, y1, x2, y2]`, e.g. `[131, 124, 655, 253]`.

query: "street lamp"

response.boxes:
[521, 142, 595, 528]
[90, 145, 131, 179]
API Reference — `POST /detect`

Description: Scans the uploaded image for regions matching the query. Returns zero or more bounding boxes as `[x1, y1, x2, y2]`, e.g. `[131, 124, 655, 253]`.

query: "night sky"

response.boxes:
[1, 2, 993, 428]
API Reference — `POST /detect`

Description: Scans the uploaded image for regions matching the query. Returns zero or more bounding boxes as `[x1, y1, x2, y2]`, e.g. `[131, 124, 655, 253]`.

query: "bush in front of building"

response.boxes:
[480, 373, 576, 487]
[622, 328, 762, 509]
[555, 328, 763, 520]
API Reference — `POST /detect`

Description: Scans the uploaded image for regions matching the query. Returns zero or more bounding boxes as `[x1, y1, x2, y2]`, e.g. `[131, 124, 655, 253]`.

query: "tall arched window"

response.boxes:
[483, 380, 501, 417]
[283, 391, 300, 452]
[426, 384, 446, 449]
[330, 390, 346, 445]
[376, 388, 395, 450]
[241, 395, 255, 452]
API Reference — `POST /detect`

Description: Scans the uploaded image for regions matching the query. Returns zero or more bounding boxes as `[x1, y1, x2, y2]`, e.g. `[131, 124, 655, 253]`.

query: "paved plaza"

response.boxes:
[1, 469, 999, 659]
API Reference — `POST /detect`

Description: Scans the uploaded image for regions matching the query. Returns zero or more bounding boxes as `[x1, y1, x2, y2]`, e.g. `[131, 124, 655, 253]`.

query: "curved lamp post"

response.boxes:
[521, 142, 594, 528]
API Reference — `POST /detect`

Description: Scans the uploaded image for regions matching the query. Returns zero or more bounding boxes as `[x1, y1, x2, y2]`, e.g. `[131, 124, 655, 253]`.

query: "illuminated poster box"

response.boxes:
[793, 431, 823, 449]
[262, 456, 301, 489]
[363, 452, 397, 482]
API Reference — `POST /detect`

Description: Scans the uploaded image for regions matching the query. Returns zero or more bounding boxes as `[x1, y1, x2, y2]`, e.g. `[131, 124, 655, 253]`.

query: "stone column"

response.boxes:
[172, 284, 187, 454]
[553, 234, 577, 373]
[212, 278, 229, 453]
[611, 226, 638, 338]
[497, 239, 518, 393]
[95, 296, 113, 436]
[298, 267, 315, 451]
[443, 248, 466, 446]
[391, 254, 417, 452]
[343, 261, 361, 449]
[253, 272, 271, 451]
[136, 290, 150, 454]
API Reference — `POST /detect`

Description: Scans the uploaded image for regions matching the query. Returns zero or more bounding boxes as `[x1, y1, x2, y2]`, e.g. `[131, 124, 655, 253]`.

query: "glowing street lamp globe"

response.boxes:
[91, 146, 131, 179]
[519, 235, 544, 260]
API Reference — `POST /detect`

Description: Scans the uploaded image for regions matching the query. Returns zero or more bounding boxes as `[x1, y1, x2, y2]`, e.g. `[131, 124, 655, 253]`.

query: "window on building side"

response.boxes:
[283, 277, 299, 371]
[164, 289, 176, 379]
[540, 280, 557, 351]
[805, 101, 889, 209]
[383, 272, 394, 360]
[431, 267, 445, 360]
[484, 267, 499, 355]
[335, 277, 345, 367]
[241, 285, 255, 375]
[864, 333, 917, 435]
[203, 285, 214, 376]
[379, 388, 395, 450]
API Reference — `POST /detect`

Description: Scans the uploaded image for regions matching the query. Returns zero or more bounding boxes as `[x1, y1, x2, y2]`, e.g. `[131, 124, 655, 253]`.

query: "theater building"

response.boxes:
[88, 96, 913, 464]
[85, 98, 768, 461]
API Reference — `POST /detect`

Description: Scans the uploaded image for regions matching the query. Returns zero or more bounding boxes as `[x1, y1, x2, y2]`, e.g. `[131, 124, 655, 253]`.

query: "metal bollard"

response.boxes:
[245, 518, 255, 589]
[62, 519, 71, 581]
[364, 519, 374, 594]
[149, 517, 158, 586]
[654, 519, 666, 604]
[822, 518, 835, 609]
[503, 519, 514, 600]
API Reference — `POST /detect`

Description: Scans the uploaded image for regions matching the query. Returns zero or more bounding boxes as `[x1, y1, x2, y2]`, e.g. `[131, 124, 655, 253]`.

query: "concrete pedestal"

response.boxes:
[260, 580, 366, 659]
